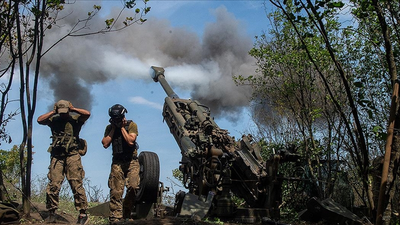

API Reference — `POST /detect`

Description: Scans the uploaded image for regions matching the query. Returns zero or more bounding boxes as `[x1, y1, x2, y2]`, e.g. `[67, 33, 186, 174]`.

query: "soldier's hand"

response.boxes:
[115, 122, 123, 128]
[121, 118, 128, 127]
[69, 102, 74, 109]
[111, 118, 123, 128]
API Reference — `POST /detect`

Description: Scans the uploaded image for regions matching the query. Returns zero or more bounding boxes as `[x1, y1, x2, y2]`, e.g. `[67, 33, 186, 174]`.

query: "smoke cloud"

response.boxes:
[40, 2, 256, 120]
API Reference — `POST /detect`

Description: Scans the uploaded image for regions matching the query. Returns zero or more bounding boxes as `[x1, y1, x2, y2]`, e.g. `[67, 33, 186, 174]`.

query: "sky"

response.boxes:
[2, 0, 271, 201]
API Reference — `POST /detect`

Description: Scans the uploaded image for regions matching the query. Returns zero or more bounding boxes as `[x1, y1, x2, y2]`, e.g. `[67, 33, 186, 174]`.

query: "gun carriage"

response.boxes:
[151, 66, 296, 221]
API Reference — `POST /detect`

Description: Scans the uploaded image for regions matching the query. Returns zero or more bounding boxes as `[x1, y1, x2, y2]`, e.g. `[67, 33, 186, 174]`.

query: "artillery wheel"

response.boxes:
[136, 151, 160, 203]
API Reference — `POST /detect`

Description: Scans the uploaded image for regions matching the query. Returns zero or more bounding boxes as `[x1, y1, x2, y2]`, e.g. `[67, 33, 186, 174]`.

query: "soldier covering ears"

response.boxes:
[102, 104, 140, 225]
[37, 100, 90, 224]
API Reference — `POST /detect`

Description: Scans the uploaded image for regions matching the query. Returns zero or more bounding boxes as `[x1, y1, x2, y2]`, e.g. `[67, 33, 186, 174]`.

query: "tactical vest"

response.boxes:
[49, 114, 82, 156]
[112, 120, 137, 162]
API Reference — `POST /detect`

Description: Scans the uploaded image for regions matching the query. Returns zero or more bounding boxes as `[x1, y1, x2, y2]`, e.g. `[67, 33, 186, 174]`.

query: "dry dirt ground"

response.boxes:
[4, 202, 282, 225]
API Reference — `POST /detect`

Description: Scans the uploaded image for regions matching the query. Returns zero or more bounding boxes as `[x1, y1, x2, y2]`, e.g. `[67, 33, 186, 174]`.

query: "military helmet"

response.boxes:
[108, 104, 127, 119]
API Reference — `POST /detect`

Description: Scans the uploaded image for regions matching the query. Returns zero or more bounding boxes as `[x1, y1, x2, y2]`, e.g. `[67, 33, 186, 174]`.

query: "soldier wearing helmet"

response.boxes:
[37, 100, 90, 224]
[102, 104, 139, 224]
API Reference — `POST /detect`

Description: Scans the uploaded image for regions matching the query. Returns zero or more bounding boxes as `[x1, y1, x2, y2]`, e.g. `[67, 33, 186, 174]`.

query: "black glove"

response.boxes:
[110, 118, 123, 128]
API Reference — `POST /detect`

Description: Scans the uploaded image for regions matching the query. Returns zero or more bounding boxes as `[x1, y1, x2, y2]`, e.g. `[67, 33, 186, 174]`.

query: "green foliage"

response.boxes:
[46, 0, 64, 10]
[172, 168, 183, 183]
[125, 0, 136, 9]
[241, 5, 340, 135]
[241, 0, 400, 220]
[93, 5, 101, 11]
[103, 0, 151, 29]
[203, 217, 224, 225]
[31, 174, 47, 203]
[105, 18, 115, 28]
[0, 146, 20, 172]
[238, 0, 391, 217]
[0, 145, 26, 184]
[230, 195, 245, 208]
[0, 110, 18, 146]
[0, 145, 27, 201]
[1, 0, 153, 215]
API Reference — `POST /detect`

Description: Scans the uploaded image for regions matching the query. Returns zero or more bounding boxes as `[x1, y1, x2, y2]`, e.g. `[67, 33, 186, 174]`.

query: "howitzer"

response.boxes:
[151, 66, 287, 220]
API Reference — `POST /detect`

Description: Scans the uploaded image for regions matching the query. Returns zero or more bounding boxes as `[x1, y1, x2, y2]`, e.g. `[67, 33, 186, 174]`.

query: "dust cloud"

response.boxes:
[40, 1, 256, 120]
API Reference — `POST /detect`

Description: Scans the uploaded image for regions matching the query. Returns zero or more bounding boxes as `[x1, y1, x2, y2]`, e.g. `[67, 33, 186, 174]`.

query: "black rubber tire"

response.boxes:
[136, 151, 160, 203]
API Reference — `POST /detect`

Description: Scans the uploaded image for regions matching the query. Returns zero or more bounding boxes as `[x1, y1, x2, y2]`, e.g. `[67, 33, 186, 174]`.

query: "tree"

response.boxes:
[236, 5, 357, 211]
[350, 1, 400, 224]
[1, 0, 150, 218]
[236, 0, 398, 221]
[0, 0, 20, 151]
[0, 145, 27, 202]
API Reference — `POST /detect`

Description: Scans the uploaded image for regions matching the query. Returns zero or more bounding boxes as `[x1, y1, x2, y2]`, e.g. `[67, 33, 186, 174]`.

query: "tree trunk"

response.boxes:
[0, 170, 8, 202]
[373, 0, 399, 223]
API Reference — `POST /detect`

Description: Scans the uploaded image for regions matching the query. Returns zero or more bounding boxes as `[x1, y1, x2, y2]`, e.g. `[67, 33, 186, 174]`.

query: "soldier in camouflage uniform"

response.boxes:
[37, 100, 90, 224]
[102, 104, 139, 225]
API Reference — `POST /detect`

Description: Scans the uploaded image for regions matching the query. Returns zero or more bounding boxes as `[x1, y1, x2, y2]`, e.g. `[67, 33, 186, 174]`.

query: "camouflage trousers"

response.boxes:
[108, 159, 140, 220]
[46, 154, 88, 211]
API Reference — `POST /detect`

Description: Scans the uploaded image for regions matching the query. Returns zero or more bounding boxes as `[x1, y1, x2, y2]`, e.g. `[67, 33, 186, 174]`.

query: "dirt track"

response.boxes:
[24, 212, 255, 225]
[15, 203, 258, 225]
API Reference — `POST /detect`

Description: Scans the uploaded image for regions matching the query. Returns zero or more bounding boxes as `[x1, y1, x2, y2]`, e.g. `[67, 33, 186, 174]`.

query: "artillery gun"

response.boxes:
[151, 66, 294, 221]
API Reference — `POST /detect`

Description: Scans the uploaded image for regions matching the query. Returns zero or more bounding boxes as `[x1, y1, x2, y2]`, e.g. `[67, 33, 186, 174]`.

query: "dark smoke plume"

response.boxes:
[40, 2, 256, 120]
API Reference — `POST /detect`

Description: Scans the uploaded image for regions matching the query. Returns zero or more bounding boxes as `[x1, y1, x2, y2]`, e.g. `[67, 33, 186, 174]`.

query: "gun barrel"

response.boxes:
[151, 66, 179, 99]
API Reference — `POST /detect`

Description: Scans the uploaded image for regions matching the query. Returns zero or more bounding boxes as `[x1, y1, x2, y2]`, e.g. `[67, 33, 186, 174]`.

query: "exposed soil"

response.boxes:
[6, 202, 277, 225]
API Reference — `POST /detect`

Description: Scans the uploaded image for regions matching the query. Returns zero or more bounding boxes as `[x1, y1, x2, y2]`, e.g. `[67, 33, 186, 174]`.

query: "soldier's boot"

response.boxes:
[77, 210, 89, 225]
[46, 209, 56, 223]
[123, 207, 132, 220]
